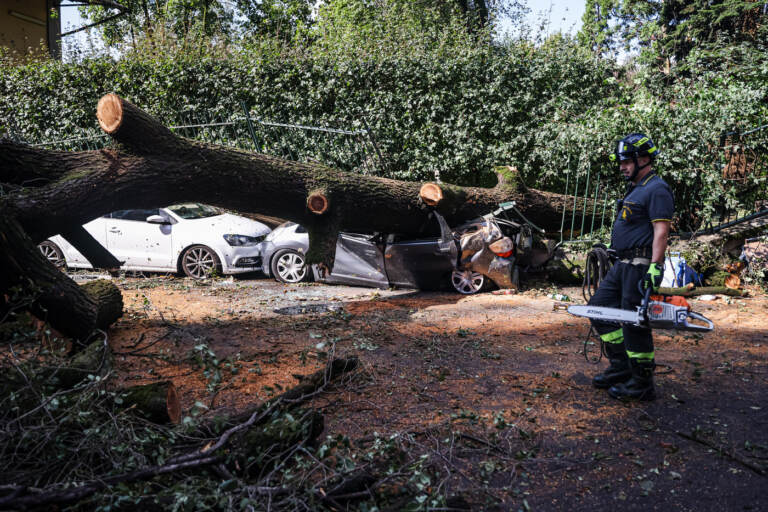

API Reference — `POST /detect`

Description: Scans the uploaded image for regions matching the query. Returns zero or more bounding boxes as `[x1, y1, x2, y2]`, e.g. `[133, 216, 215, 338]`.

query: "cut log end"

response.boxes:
[724, 274, 741, 289]
[420, 183, 443, 206]
[97, 93, 124, 134]
[120, 381, 181, 424]
[307, 192, 329, 215]
[166, 382, 181, 424]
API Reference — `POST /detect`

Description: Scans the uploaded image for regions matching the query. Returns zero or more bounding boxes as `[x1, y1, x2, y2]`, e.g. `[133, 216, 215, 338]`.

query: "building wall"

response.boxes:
[0, 0, 60, 59]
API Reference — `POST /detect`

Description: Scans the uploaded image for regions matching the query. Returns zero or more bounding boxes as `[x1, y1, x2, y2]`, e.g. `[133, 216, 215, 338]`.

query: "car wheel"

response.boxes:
[181, 245, 221, 279]
[271, 249, 309, 283]
[38, 241, 66, 269]
[451, 269, 485, 294]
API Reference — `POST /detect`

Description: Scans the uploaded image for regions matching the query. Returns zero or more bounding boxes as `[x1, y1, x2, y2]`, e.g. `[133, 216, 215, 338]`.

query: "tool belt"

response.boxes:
[607, 246, 652, 261]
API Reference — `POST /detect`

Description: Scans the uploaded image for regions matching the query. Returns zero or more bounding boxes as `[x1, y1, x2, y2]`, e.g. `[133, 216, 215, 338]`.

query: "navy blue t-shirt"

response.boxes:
[610, 172, 674, 251]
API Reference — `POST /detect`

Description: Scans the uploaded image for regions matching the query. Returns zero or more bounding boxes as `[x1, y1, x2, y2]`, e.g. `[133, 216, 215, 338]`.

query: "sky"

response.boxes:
[59, 1, 586, 55]
[522, 0, 585, 36]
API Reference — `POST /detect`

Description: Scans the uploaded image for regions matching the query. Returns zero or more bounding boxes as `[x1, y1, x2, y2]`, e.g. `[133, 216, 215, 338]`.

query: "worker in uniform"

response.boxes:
[589, 133, 673, 401]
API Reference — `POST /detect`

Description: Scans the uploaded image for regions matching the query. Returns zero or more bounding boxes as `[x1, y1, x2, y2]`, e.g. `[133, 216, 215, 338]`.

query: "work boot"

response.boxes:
[592, 342, 631, 389]
[608, 359, 656, 401]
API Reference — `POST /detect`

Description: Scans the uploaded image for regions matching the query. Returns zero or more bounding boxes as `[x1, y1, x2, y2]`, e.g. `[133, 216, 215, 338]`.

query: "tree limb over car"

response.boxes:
[1, 93, 583, 341]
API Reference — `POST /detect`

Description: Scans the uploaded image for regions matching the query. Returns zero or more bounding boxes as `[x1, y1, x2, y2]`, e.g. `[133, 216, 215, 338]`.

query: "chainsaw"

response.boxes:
[567, 287, 714, 332]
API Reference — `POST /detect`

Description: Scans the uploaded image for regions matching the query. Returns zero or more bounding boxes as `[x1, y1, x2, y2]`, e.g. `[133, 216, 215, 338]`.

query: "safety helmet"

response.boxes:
[610, 133, 659, 181]
[610, 133, 659, 162]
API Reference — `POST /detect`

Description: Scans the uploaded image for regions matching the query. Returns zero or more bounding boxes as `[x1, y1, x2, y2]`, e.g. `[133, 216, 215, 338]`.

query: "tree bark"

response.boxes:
[80, 279, 123, 330]
[0, 213, 100, 342]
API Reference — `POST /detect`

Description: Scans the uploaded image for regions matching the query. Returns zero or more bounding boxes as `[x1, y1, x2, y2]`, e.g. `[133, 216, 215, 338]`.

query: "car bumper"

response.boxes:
[258, 241, 276, 276]
[221, 246, 263, 273]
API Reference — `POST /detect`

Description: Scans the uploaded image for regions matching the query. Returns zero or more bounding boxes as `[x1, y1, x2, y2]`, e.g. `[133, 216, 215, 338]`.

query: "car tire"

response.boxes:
[450, 269, 486, 295]
[271, 249, 309, 284]
[181, 245, 221, 279]
[38, 241, 66, 269]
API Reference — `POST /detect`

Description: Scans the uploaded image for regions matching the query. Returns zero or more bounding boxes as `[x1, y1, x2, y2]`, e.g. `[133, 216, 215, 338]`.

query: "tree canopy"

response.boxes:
[578, 0, 767, 66]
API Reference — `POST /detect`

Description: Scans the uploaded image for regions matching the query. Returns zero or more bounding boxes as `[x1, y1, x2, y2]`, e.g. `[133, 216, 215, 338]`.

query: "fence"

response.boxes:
[24, 104, 385, 176]
[554, 123, 768, 246]
[687, 123, 768, 236]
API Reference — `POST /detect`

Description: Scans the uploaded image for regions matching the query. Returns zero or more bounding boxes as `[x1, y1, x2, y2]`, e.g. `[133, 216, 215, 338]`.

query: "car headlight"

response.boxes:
[223, 234, 265, 246]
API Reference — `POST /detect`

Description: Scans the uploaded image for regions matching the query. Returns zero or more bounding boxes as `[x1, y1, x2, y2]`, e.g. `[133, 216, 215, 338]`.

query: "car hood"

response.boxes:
[190, 213, 270, 237]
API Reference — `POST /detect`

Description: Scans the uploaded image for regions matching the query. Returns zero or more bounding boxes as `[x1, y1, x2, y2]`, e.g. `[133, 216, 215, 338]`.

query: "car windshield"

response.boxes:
[167, 203, 220, 219]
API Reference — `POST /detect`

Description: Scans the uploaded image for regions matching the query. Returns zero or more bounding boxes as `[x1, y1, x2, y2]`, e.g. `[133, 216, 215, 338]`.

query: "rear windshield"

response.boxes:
[168, 203, 220, 219]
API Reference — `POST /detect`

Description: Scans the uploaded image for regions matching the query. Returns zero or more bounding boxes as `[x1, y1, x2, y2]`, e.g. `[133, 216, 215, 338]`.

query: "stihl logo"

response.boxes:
[586, 309, 603, 315]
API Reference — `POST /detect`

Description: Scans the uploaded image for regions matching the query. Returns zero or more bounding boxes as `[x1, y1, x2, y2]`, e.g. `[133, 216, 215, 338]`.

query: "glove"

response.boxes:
[641, 262, 663, 292]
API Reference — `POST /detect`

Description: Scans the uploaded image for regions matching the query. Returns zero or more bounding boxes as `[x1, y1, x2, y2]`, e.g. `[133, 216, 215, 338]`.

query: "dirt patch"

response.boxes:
[107, 276, 768, 510]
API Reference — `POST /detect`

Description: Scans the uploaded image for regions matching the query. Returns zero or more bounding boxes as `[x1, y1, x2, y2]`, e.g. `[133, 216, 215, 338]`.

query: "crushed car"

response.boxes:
[259, 202, 543, 294]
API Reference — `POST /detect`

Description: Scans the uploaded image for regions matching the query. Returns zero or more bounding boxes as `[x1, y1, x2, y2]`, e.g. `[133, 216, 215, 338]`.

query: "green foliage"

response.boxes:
[577, 0, 766, 66]
[79, 0, 234, 47]
[0, 34, 613, 186]
[236, 0, 313, 41]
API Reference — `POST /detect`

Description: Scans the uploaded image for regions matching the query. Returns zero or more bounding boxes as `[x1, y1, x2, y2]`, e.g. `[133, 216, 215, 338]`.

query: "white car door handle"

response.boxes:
[109, 228, 121, 233]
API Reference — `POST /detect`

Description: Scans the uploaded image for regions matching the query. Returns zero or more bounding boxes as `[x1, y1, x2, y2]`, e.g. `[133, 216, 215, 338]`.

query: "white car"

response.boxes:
[38, 204, 270, 278]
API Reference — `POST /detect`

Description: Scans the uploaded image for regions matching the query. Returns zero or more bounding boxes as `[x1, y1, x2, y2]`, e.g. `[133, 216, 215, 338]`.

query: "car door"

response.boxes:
[106, 209, 174, 270]
[384, 212, 458, 290]
[323, 233, 389, 288]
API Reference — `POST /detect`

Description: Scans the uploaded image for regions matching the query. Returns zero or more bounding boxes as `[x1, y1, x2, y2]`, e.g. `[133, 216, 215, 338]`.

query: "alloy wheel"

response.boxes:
[182, 246, 218, 279]
[38, 241, 65, 268]
[451, 269, 485, 294]
[275, 251, 307, 283]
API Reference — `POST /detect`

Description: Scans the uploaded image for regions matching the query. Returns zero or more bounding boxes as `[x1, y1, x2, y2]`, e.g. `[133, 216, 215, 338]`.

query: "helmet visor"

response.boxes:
[609, 140, 635, 162]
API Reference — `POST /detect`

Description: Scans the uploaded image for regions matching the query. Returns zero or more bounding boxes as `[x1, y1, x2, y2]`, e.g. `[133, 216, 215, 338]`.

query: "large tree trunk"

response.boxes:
[0, 214, 111, 342]
[0, 93, 585, 338]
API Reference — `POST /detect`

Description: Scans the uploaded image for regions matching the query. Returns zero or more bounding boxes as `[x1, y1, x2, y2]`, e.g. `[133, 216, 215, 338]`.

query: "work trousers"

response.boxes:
[587, 260, 654, 361]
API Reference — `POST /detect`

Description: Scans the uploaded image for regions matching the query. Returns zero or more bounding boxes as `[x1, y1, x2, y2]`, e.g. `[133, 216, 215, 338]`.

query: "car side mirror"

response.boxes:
[146, 215, 169, 224]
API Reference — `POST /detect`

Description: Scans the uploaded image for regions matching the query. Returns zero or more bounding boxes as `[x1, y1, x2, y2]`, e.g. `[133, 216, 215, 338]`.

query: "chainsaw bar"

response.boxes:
[567, 301, 714, 333]
[567, 304, 640, 325]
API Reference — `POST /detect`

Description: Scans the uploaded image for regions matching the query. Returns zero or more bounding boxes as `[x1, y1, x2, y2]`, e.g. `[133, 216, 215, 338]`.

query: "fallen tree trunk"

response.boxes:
[80, 279, 123, 332]
[0, 214, 120, 343]
[0, 94, 587, 336]
[4, 95, 584, 259]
